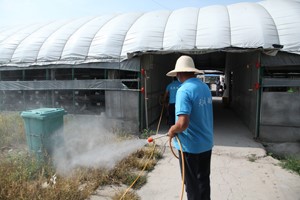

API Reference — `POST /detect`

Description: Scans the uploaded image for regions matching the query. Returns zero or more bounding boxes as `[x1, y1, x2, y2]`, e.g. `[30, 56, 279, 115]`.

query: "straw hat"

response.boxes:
[166, 55, 204, 77]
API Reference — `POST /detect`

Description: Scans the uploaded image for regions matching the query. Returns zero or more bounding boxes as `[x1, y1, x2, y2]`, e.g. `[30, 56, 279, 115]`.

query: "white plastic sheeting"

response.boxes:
[0, 0, 299, 67]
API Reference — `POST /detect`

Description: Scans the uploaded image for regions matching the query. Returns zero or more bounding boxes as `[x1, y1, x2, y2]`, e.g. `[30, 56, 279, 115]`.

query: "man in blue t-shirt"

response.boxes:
[167, 55, 213, 200]
[164, 78, 181, 126]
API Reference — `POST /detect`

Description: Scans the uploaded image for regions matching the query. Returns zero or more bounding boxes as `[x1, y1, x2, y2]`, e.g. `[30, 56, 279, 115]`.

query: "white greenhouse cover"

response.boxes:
[0, 0, 299, 67]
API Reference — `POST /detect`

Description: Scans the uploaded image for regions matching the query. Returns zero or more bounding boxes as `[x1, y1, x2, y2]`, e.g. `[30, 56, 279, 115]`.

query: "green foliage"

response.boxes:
[139, 129, 155, 139]
[3, 153, 54, 181]
[124, 174, 147, 189]
[0, 152, 112, 200]
[280, 156, 300, 176]
[108, 146, 159, 190]
[112, 190, 141, 200]
[266, 148, 300, 176]
[0, 112, 26, 147]
[0, 153, 54, 200]
[3, 145, 160, 199]
[247, 154, 258, 162]
[0, 113, 162, 199]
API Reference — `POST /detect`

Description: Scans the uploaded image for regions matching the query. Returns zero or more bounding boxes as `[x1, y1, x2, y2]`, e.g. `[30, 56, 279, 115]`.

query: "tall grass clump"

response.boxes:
[0, 112, 26, 147]
[0, 151, 110, 200]
[139, 129, 155, 139]
[112, 190, 141, 200]
[0, 113, 162, 199]
[108, 145, 161, 189]
[280, 156, 300, 176]
[0, 146, 160, 199]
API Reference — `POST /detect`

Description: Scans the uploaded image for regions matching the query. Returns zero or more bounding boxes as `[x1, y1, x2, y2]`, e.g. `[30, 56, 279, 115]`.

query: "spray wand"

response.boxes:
[147, 133, 168, 143]
[122, 134, 185, 200]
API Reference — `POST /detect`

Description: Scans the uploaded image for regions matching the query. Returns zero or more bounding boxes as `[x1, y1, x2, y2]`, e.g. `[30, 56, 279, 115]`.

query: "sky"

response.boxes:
[0, 0, 260, 27]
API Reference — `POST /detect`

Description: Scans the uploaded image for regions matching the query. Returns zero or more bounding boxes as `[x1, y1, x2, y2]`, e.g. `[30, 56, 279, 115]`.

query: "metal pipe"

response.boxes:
[144, 70, 149, 129]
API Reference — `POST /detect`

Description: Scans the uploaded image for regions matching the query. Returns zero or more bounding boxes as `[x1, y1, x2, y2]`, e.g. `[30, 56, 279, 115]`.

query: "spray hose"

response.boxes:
[149, 135, 185, 200]
[119, 139, 157, 200]
[120, 134, 185, 200]
[120, 102, 185, 200]
[170, 135, 185, 200]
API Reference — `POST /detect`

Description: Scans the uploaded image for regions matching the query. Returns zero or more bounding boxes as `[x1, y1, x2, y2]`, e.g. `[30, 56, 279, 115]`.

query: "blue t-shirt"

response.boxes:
[166, 80, 181, 104]
[173, 78, 213, 153]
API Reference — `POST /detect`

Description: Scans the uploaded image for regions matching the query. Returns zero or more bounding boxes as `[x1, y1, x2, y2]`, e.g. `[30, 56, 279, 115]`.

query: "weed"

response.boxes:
[0, 112, 26, 147]
[124, 173, 147, 189]
[108, 146, 159, 190]
[247, 154, 257, 162]
[265, 148, 300, 176]
[140, 129, 155, 139]
[0, 113, 163, 199]
[267, 152, 273, 157]
[280, 156, 300, 176]
[112, 190, 141, 200]
[0, 152, 111, 200]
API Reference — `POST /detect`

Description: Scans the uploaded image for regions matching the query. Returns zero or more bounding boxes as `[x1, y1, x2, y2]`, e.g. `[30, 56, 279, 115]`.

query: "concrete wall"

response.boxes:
[105, 90, 139, 134]
[260, 92, 300, 142]
[140, 54, 178, 129]
[226, 52, 260, 136]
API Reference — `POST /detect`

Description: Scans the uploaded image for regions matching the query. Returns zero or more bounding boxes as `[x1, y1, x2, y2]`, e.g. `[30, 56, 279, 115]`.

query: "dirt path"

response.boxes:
[137, 98, 300, 200]
[90, 98, 300, 199]
[137, 139, 300, 200]
[212, 146, 300, 200]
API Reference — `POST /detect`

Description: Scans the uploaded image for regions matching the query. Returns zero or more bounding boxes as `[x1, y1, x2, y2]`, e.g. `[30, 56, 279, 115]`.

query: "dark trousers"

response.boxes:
[168, 103, 175, 126]
[178, 150, 212, 200]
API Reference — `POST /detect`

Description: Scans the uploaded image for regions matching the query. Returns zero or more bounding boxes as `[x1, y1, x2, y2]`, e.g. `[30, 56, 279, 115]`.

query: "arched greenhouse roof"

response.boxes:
[0, 0, 299, 67]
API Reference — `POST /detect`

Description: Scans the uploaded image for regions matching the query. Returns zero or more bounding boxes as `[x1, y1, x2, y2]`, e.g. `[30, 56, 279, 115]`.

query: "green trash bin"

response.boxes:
[21, 108, 66, 161]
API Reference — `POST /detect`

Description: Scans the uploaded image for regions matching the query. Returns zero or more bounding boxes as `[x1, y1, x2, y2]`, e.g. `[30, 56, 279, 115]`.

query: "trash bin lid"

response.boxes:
[21, 108, 66, 120]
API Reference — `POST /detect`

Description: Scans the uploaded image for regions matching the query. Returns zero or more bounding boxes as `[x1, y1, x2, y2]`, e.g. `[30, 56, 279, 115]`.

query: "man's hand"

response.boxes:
[168, 126, 177, 138]
[167, 114, 189, 138]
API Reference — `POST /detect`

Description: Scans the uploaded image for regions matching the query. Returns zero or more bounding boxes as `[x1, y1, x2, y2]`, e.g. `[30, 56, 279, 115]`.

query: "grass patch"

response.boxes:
[0, 151, 109, 200]
[112, 190, 141, 200]
[139, 129, 156, 139]
[279, 156, 300, 176]
[0, 113, 162, 199]
[0, 112, 26, 147]
[108, 145, 161, 189]
[0, 145, 160, 200]
[247, 154, 258, 162]
[265, 147, 300, 176]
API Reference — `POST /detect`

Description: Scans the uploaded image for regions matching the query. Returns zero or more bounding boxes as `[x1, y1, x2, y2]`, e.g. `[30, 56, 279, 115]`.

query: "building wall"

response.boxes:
[0, 63, 141, 133]
[225, 52, 260, 136]
[260, 92, 300, 142]
[105, 90, 139, 134]
[140, 54, 178, 129]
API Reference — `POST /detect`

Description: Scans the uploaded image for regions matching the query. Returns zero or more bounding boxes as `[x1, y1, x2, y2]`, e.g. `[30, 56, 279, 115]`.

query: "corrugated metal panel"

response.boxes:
[0, 79, 136, 90]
